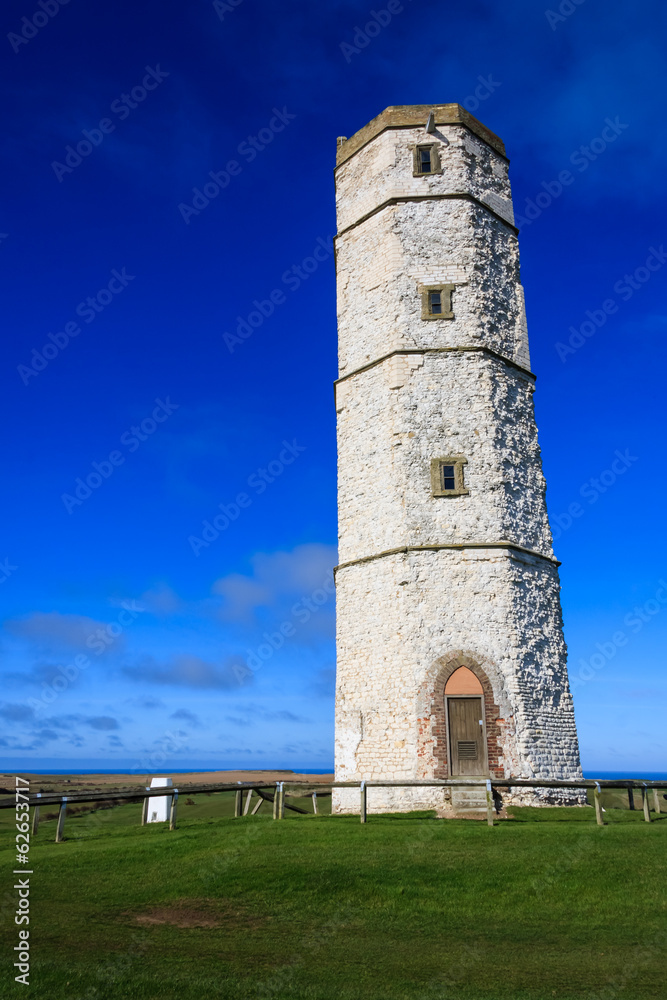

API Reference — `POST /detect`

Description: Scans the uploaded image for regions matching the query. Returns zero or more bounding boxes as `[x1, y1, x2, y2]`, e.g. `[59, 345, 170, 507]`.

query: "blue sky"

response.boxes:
[1, 0, 665, 774]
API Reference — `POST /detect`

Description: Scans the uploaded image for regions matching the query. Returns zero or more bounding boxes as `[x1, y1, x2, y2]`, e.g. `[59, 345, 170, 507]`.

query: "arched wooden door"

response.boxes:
[445, 666, 487, 776]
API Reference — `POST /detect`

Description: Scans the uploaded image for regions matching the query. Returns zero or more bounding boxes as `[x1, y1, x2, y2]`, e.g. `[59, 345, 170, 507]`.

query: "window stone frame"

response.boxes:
[420, 283, 456, 320]
[412, 142, 443, 177]
[430, 456, 469, 497]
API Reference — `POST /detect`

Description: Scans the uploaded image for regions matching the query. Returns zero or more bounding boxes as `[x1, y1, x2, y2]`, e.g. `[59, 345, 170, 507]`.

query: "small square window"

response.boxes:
[413, 144, 441, 177]
[428, 291, 442, 314]
[441, 465, 456, 490]
[421, 284, 455, 320]
[431, 457, 469, 497]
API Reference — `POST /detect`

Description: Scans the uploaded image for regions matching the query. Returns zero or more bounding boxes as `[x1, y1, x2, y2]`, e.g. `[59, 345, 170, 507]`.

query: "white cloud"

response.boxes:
[4, 612, 119, 653]
[123, 653, 252, 690]
[212, 543, 337, 628]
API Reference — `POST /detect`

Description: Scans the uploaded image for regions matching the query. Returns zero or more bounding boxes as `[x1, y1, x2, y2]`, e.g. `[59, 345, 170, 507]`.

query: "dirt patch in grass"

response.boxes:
[131, 898, 267, 929]
[135, 907, 219, 928]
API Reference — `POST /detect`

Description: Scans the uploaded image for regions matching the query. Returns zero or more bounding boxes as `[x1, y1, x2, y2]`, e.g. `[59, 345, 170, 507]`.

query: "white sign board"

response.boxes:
[147, 776, 173, 823]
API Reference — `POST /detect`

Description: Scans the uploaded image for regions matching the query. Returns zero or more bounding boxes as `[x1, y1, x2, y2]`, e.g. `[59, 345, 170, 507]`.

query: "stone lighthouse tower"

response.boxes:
[333, 104, 582, 813]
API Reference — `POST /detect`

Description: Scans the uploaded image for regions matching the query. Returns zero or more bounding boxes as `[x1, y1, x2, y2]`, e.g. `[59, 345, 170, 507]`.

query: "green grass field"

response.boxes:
[1, 792, 666, 999]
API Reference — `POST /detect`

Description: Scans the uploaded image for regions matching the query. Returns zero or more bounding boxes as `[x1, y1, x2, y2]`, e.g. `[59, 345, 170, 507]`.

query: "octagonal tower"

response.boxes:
[332, 104, 582, 813]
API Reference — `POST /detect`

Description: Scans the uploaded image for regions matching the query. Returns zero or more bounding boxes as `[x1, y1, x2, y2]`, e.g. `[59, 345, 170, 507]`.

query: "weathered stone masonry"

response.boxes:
[332, 105, 582, 812]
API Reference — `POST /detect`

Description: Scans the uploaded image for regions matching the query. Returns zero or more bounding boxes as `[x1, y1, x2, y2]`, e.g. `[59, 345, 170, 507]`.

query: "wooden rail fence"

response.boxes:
[1, 777, 664, 841]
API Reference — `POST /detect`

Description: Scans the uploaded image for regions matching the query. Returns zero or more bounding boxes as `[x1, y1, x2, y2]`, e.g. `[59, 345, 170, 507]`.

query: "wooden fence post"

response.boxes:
[243, 789, 253, 816]
[141, 789, 149, 826]
[594, 783, 605, 826]
[278, 783, 285, 820]
[652, 789, 662, 814]
[273, 784, 278, 819]
[312, 791, 318, 815]
[235, 789, 243, 817]
[31, 794, 41, 836]
[169, 791, 178, 831]
[486, 780, 494, 827]
[55, 798, 67, 843]
[627, 786, 635, 810]
[642, 785, 651, 823]
[360, 781, 367, 824]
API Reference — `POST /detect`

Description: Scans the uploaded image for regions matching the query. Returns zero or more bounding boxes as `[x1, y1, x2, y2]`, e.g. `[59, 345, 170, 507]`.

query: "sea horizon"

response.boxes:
[1, 767, 665, 780]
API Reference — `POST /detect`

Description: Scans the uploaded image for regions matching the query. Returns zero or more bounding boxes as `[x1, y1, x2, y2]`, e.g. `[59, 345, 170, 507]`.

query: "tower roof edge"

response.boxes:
[335, 103, 506, 167]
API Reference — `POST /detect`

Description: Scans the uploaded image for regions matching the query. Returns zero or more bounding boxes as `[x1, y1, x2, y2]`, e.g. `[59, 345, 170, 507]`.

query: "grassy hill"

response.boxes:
[1, 793, 665, 998]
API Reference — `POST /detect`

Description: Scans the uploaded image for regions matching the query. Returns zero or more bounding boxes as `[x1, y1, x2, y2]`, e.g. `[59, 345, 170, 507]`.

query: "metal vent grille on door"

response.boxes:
[457, 740, 478, 760]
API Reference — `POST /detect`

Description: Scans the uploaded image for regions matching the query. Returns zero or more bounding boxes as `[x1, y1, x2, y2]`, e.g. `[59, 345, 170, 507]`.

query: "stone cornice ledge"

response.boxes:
[335, 346, 535, 386]
[334, 542, 560, 576]
[335, 192, 518, 239]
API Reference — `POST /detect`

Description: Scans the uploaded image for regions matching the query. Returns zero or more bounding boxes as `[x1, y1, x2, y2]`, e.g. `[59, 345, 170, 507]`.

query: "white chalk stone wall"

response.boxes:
[333, 106, 582, 812]
[336, 353, 552, 561]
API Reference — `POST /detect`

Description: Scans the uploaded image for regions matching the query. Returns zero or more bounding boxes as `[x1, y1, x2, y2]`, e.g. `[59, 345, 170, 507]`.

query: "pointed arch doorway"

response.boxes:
[445, 666, 488, 776]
